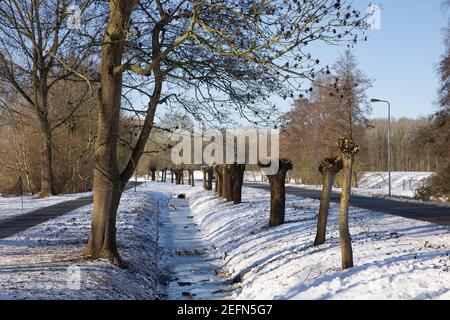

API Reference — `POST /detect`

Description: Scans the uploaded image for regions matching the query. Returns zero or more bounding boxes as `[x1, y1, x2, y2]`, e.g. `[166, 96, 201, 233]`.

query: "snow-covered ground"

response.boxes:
[1, 180, 448, 300]
[358, 172, 432, 189]
[184, 185, 449, 300]
[0, 192, 92, 222]
[0, 185, 163, 299]
[351, 171, 432, 198]
[245, 171, 434, 198]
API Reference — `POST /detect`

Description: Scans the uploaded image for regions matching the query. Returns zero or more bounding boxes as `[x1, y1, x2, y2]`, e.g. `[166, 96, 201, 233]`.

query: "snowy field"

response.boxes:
[245, 171, 434, 198]
[183, 185, 449, 300]
[0, 192, 92, 222]
[0, 185, 163, 299]
[347, 172, 433, 198]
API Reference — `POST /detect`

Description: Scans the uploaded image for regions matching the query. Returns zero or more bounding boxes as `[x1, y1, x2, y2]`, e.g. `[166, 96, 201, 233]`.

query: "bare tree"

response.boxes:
[332, 51, 369, 269]
[83, 0, 367, 265]
[0, 0, 96, 196]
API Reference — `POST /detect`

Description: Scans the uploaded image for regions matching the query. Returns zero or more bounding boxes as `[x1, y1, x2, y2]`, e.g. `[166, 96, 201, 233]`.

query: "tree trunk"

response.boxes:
[202, 166, 208, 189]
[352, 169, 358, 187]
[223, 165, 234, 201]
[39, 123, 57, 197]
[262, 159, 293, 227]
[314, 157, 343, 246]
[339, 158, 354, 269]
[150, 168, 156, 181]
[35, 75, 56, 197]
[175, 169, 182, 184]
[84, 1, 136, 266]
[216, 165, 223, 196]
[337, 138, 359, 270]
[232, 164, 245, 204]
[221, 165, 228, 198]
[171, 170, 174, 183]
[190, 170, 195, 187]
[207, 167, 213, 190]
[267, 174, 284, 226]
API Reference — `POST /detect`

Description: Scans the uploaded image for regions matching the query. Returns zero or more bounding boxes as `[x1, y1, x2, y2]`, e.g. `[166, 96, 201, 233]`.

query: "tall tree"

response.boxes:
[84, 0, 368, 265]
[0, 0, 96, 196]
[332, 50, 370, 269]
[281, 51, 371, 184]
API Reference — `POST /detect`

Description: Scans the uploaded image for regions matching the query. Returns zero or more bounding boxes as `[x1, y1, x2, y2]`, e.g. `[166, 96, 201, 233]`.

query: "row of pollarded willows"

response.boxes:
[196, 138, 360, 271]
[161, 138, 359, 271]
[204, 164, 246, 204]
[159, 167, 197, 186]
[202, 160, 294, 228]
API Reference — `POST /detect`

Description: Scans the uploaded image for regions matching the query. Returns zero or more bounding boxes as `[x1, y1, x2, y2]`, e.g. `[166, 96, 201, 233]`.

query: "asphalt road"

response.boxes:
[0, 181, 143, 239]
[244, 182, 450, 227]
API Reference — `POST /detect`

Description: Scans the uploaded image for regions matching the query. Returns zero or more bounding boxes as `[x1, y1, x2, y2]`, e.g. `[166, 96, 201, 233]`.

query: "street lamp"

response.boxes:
[370, 98, 391, 197]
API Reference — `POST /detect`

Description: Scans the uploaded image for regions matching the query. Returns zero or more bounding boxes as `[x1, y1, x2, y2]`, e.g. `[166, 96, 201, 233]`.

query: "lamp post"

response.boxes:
[370, 98, 391, 197]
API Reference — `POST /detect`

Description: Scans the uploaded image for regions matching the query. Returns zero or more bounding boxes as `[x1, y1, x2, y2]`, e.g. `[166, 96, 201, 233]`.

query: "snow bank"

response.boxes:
[0, 185, 163, 299]
[187, 186, 450, 300]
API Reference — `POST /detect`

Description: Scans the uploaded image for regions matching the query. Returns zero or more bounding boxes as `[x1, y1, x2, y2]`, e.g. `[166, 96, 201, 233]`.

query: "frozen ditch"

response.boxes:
[159, 192, 229, 299]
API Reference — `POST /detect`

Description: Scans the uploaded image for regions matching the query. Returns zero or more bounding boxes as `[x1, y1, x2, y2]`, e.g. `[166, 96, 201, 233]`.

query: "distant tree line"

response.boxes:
[366, 118, 438, 173]
[415, 1, 450, 201]
[281, 50, 443, 189]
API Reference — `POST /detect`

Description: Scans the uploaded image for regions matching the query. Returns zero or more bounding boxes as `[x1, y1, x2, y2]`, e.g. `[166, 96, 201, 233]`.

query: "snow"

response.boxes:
[0, 185, 163, 299]
[159, 192, 228, 299]
[352, 171, 433, 198]
[358, 172, 432, 189]
[183, 185, 449, 300]
[245, 171, 434, 198]
[0, 191, 92, 222]
[1, 180, 448, 300]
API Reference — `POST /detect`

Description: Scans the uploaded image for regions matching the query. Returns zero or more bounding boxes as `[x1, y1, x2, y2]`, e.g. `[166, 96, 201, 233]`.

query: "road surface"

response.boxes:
[0, 181, 143, 239]
[244, 182, 450, 226]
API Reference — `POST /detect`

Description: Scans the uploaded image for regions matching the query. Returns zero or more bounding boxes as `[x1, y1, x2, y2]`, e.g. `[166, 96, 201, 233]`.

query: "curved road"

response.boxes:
[244, 182, 450, 226]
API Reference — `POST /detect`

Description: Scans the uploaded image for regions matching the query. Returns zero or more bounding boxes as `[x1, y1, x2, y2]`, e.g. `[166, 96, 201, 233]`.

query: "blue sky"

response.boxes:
[275, 0, 448, 119]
